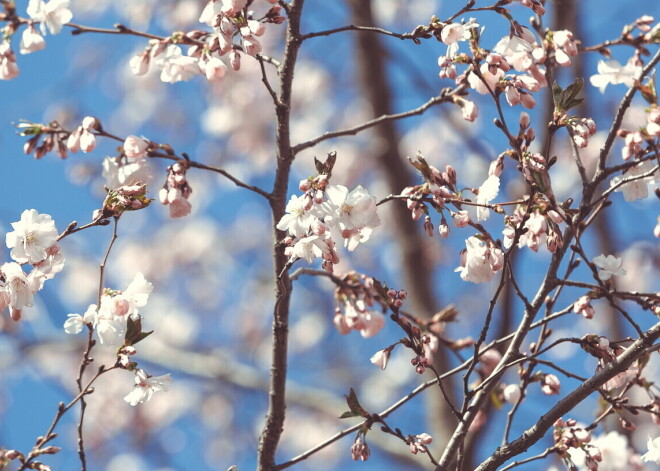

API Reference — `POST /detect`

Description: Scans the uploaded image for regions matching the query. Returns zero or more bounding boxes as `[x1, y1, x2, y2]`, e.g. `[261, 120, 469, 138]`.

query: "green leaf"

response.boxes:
[339, 410, 360, 419]
[343, 388, 370, 419]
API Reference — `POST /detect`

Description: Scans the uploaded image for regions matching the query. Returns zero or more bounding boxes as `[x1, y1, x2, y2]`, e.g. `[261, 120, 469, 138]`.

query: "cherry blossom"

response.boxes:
[27, 0, 74, 35]
[157, 45, 200, 84]
[6, 209, 58, 265]
[503, 384, 521, 404]
[276, 194, 318, 238]
[475, 174, 500, 221]
[610, 160, 658, 202]
[370, 349, 390, 370]
[123, 369, 172, 406]
[573, 295, 595, 319]
[19, 25, 46, 55]
[455, 237, 504, 283]
[63, 305, 96, 335]
[589, 58, 642, 93]
[322, 185, 381, 235]
[0, 262, 34, 321]
[593, 254, 627, 281]
[102, 156, 151, 189]
[642, 437, 660, 464]
[123, 136, 149, 159]
[0, 40, 19, 80]
[541, 374, 560, 395]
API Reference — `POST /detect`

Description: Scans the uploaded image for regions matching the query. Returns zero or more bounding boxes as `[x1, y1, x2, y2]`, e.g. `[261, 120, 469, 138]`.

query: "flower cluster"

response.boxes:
[408, 433, 433, 455]
[64, 273, 153, 345]
[333, 273, 386, 338]
[278, 173, 380, 272]
[64, 273, 170, 406]
[130, 0, 285, 84]
[553, 418, 601, 470]
[455, 236, 504, 284]
[0, 0, 73, 80]
[502, 203, 565, 253]
[1, 210, 63, 321]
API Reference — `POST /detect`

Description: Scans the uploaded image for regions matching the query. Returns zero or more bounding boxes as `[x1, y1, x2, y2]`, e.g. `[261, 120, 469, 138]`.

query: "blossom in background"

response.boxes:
[102, 156, 151, 189]
[590, 58, 642, 93]
[642, 437, 660, 464]
[27, 0, 74, 35]
[455, 236, 504, 283]
[541, 374, 560, 395]
[6, 209, 58, 264]
[503, 384, 521, 404]
[123, 136, 149, 159]
[123, 369, 172, 406]
[593, 254, 626, 281]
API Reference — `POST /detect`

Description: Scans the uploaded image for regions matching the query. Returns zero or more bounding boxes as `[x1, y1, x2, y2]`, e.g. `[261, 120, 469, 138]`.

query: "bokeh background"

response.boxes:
[1, 0, 659, 470]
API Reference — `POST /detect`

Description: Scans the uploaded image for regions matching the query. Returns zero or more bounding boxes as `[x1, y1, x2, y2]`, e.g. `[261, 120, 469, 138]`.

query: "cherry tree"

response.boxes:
[0, 0, 659, 470]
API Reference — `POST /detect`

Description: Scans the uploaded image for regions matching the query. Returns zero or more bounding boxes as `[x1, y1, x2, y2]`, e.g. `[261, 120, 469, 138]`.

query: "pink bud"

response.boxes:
[229, 50, 241, 71]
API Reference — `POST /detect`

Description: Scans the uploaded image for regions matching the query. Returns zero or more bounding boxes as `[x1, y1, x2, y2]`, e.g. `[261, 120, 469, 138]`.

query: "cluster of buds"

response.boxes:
[333, 273, 385, 338]
[520, 152, 555, 199]
[567, 117, 597, 148]
[452, 96, 479, 122]
[118, 345, 138, 369]
[550, 30, 579, 67]
[0, 449, 23, 467]
[159, 161, 193, 218]
[503, 204, 564, 253]
[519, 0, 545, 15]
[573, 295, 595, 319]
[540, 373, 561, 396]
[411, 353, 430, 374]
[386, 289, 407, 309]
[553, 418, 600, 469]
[18, 117, 100, 160]
[408, 433, 433, 454]
[580, 335, 616, 362]
[402, 154, 457, 223]
[96, 184, 152, 218]
[67, 116, 99, 154]
[350, 434, 370, 462]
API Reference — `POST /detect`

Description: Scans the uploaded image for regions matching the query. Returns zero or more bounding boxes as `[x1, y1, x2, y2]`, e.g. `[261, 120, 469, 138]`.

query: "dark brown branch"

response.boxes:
[300, 24, 421, 42]
[474, 321, 660, 471]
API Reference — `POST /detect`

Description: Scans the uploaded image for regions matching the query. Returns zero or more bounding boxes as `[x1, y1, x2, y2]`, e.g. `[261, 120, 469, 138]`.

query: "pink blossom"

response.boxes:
[573, 295, 595, 319]
[542, 374, 560, 395]
[27, 0, 74, 36]
[0, 41, 19, 80]
[455, 237, 504, 283]
[468, 63, 504, 94]
[123, 369, 172, 406]
[123, 135, 149, 159]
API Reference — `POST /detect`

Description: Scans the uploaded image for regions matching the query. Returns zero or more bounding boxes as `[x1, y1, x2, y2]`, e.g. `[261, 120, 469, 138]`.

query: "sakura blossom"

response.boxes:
[610, 160, 659, 202]
[0, 40, 19, 80]
[370, 349, 390, 370]
[123, 369, 172, 406]
[593, 254, 627, 281]
[589, 58, 643, 93]
[474, 174, 500, 221]
[455, 236, 504, 283]
[541, 374, 560, 395]
[0, 262, 34, 321]
[157, 45, 200, 84]
[19, 25, 46, 55]
[503, 384, 521, 404]
[6, 209, 59, 265]
[102, 156, 151, 189]
[642, 437, 660, 464]
[123, 136, 149, 159]
[27, 0, 74, 36]
[63, 304, 96, 335]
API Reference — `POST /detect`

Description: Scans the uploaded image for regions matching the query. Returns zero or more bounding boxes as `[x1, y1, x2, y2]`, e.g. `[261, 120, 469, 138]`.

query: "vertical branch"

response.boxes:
[344, 0, 457, 450]
[257, 1, 306, 469]
[77, 216, 120, 470]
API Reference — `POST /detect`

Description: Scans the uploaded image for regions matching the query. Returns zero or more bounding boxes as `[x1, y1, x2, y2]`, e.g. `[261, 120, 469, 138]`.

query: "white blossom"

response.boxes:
[1, 262, 34, 311]
[593, 254, 626, 281]
[642, 436, 660, 464]
[27, 0, 73, 35]
[157, 45, 200, 84]
[455, 237, 504, 283]
[475, 175, 500, 221]
[276, 194, 316, 238]
[6, 209, 58, 265]
[590, 58, 642, 93]
[123, 369, 172, 406]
